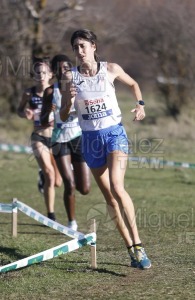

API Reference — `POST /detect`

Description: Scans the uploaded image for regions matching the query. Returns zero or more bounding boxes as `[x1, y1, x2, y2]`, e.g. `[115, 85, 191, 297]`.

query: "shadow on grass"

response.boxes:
[0, 221, 62, 235]
[52, 259, 127, 277]
[0, 246, 28, 263]
[17, 222, 62, 235]
[17, 231, 61, 235]
[88, 267, 127, 277]
[0, 222, 44, 227]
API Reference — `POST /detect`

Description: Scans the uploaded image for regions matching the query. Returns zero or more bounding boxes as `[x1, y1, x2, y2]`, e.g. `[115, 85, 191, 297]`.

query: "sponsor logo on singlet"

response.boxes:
[81, 97, 113, 120]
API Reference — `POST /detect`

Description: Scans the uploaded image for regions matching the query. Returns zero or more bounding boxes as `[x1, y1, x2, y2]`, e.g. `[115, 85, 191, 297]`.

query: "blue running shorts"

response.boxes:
[82, 123, 129, 168]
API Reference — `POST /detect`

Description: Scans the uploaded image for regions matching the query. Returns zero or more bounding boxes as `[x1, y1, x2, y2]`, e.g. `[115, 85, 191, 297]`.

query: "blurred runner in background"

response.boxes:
[17, 56, 62, 221]
[41, 54, 91, 230]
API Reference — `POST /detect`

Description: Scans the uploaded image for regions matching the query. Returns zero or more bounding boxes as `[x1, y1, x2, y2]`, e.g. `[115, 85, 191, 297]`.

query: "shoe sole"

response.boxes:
[138, 263, 152, 270]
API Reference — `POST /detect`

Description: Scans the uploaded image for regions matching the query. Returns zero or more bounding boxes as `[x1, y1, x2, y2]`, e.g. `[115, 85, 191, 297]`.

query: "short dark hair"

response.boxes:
[71, 29, 99, 62]
[51, 54, 71, 73]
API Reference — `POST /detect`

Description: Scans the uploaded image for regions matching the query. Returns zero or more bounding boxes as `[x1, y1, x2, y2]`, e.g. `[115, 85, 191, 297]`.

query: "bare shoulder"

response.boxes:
[44, 85, 54, 97]
[107, 62, 123, 74]
[107, 62, 136, 86]
[107, 62, 124, 81]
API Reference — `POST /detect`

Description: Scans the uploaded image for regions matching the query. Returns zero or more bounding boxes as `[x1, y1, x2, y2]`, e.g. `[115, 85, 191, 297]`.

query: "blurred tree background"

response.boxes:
[0, 0, 195, 119]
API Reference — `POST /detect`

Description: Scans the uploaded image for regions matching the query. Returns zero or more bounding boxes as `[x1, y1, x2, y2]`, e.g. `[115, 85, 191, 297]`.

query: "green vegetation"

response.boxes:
[0, 149, 195, 300]
[0, 92, 195, 299]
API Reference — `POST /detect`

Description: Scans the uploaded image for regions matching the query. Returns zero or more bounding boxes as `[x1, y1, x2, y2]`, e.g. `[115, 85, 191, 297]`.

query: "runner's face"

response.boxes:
[72, 38, 96, 63]
[34, 64, 52, 83]
[59, 61, 70, 77]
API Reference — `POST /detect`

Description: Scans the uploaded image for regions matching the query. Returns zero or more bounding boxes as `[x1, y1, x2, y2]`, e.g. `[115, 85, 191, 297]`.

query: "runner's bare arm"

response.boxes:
[60, 70, 76, 122]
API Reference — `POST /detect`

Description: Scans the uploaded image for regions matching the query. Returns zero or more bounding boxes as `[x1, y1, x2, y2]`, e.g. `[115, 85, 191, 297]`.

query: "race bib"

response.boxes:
[56, 113, 78, 128]
[79, 96, 113, 120]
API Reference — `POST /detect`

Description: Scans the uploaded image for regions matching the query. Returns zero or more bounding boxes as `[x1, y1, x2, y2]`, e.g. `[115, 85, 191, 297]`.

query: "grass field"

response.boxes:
[0, 93, 195, 299]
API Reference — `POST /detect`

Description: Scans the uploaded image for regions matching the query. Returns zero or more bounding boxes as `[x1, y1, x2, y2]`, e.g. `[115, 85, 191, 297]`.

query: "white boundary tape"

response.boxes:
[0, 232, 96, 273]
[129, 156, 195, 169]
[0, 203, 13, 213]
[0, 143, 32, 154]
[17, 200, 85, 240]
[1, 143, 195, 169]
[0, 201, 18, 237]
[0, 199, 97, 273]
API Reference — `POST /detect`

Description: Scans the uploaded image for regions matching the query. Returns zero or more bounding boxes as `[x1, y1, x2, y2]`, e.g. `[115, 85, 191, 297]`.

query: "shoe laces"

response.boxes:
[134, 246, 147, 262]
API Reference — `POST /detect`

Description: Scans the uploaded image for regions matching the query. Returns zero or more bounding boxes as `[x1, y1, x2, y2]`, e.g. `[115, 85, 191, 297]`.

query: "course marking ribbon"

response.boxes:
[1, 143, 195, 169]
[0, 232, 96, 273]
[129, 156, 195, 169]
[0, 143, 32, 154]
[0, 203, 15, 213]
[17, 200, 85, 240]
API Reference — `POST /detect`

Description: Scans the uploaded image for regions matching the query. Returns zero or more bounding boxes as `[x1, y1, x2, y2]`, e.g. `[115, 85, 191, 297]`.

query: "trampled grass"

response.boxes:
[0, 92, 195, 299]
[0, 148, 194, 300]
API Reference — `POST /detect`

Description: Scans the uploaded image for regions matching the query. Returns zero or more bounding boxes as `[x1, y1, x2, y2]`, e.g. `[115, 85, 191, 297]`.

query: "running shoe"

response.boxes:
[47, 212, 56, 221]
[128, 247, 138, 268]
[134, 246, 151, 269]
[67, 220, 78, 231]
